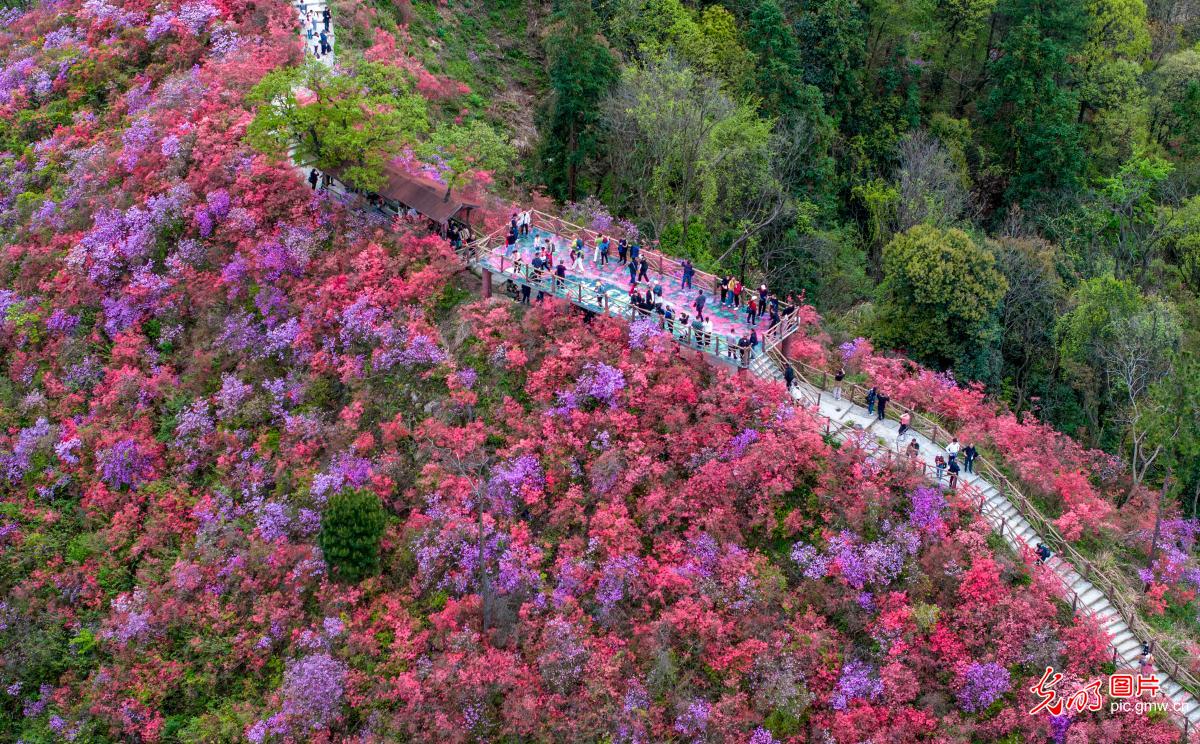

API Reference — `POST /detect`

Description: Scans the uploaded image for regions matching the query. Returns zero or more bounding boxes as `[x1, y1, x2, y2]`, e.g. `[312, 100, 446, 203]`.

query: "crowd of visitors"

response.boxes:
[298, 4, 332, 57]
[497, 216, 800, 365]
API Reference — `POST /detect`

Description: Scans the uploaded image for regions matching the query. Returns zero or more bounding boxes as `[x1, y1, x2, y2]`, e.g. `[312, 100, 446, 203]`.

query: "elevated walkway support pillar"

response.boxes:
[482, 269, 492, 299]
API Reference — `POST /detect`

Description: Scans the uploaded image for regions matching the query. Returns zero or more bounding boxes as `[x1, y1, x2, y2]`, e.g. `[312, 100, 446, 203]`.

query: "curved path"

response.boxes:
[750, 353, 1200, 732]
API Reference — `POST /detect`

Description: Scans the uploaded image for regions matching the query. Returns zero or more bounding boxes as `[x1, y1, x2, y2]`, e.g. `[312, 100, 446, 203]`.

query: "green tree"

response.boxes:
[1148, 49, 1200, 157]
[246, 59, 429, 192]
[980, 0, 1089, 204]
[417, 120, 516, 201]
[794, 0, 867, 128]
[745, 1, 823, 121]
[319, 488, 388, 582]
[1055, 274, 1147, 445]
[1145, 353, 1200, 516]
[603, 59, 770, 247]
[874, 225, 1009, 378]
[537, 0, 618, 200]
[991, 237, 1067, 413]
[1162, 195, 1200, 294]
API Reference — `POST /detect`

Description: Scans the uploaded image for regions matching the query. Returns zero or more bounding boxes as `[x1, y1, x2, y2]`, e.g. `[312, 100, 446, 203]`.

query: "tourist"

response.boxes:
[758, 285, 769, 311]
[865, 386, 878, 415]
[690, 314, 704, 347]
[738, 334, 752, 365]
[593, 280, 606, 310]
[946, 437, 960, 464]
[320, 31, 332, 55]
[519, 209, 531, 235]
[948, 457, 960, 489]
[1138, 644, 1154, 676]
[731, 278, 743, 308]
[617, 238, 628, 265]
[308, 168, 319, 189]
[702, 316, 713, 349]
[510, 212, 519, 234]
[898, 411, 911, 437]
[571, 246, 584, 272]
[630, 241, 641, 264]
[907, 438, 920, 460]
[520, 283, 531, 304]
[935, 454, 946, 481]
[693, 290, 706, 319]
[784, 362, 796, 389]
[1035, 543, 1052, 565]
[749, 327, 759, 352]
[599, 236, 610, 266]
[637, 257, 649, 282]
[555, 261, 567, 290]
[876, 391, 889, 420]
[963, 442, 978, 474]
[322, 6, 331, 31]
[627, 258, 638, 283]
[746, 296, 758, 325]
[719, 276, 730, 305]
[768, 306, 781, 329]
[681, 259, 694, 289]
[833, 366, 845, 401]
[652, 280, 664, 299]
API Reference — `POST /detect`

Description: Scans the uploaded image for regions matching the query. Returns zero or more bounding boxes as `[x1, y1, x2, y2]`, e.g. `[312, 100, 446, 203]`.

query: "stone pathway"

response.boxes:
[750, 353, 1200, 730]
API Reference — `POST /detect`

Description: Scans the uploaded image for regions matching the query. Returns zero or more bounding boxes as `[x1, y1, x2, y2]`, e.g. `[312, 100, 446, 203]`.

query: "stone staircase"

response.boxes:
[751, 353, 1200, 732]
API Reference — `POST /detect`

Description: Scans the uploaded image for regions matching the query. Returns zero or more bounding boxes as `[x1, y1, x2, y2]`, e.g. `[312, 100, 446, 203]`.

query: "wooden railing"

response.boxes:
[772, 354, 1197, 736]
[778, 354, 1200, 711]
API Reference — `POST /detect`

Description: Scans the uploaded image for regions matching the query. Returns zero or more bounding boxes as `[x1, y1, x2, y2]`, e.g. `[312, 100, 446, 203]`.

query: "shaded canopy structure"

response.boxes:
[323, 163, 477, 231]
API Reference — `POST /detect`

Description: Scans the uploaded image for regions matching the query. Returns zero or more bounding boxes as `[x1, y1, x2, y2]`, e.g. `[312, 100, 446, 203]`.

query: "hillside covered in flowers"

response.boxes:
[0, 0, 1188, 742]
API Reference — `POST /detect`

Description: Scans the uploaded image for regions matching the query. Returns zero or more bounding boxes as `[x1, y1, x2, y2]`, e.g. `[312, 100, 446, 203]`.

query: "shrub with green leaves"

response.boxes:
[318, 489, 388, 582]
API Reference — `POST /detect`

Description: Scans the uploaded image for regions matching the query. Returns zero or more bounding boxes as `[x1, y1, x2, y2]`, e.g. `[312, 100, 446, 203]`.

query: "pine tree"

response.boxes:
[319, 488, 388, 582]
[537, 0, 618, 201]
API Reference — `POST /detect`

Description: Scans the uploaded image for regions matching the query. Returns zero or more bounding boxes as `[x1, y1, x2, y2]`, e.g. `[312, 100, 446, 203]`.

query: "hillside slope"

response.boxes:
[0, 0, 1189, 742]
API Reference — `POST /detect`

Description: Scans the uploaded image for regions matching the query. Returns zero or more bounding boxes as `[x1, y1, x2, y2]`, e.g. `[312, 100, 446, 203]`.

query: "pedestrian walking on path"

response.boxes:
[963, 442, 977, 473]
[308, 168, 319, 189]
[898, 411, 911, 437]
[865, 386, 877, 415]
[833, 366, 845, 401]
[322, 7, 331, 31]
[876, 391, 889, 420]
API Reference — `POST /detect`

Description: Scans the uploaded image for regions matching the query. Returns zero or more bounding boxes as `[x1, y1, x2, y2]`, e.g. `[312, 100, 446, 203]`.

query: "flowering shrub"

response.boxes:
[0, 1, 1184, 742]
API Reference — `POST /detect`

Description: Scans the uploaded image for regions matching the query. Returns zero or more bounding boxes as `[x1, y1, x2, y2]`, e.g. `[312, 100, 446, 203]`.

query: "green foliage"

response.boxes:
[319, 488, 388, 582]
[246, 59, 429, 191]
[536, 0, 618, 200]
[981, 0, 1089, 204]
[416, 119, 515, 199]
[1055, 275, 1144, 363]
[874, 225, 1008, 378]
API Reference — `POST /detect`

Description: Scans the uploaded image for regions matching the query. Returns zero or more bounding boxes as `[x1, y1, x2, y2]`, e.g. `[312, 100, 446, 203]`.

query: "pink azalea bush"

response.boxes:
[0, 0, 1188, 742]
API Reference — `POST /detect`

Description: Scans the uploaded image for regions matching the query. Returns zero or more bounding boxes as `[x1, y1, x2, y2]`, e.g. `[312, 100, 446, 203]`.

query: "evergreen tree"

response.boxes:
[980, 0, 1089, 204]
[319, 489, 388, 582]
[537, 0, 618, 201]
